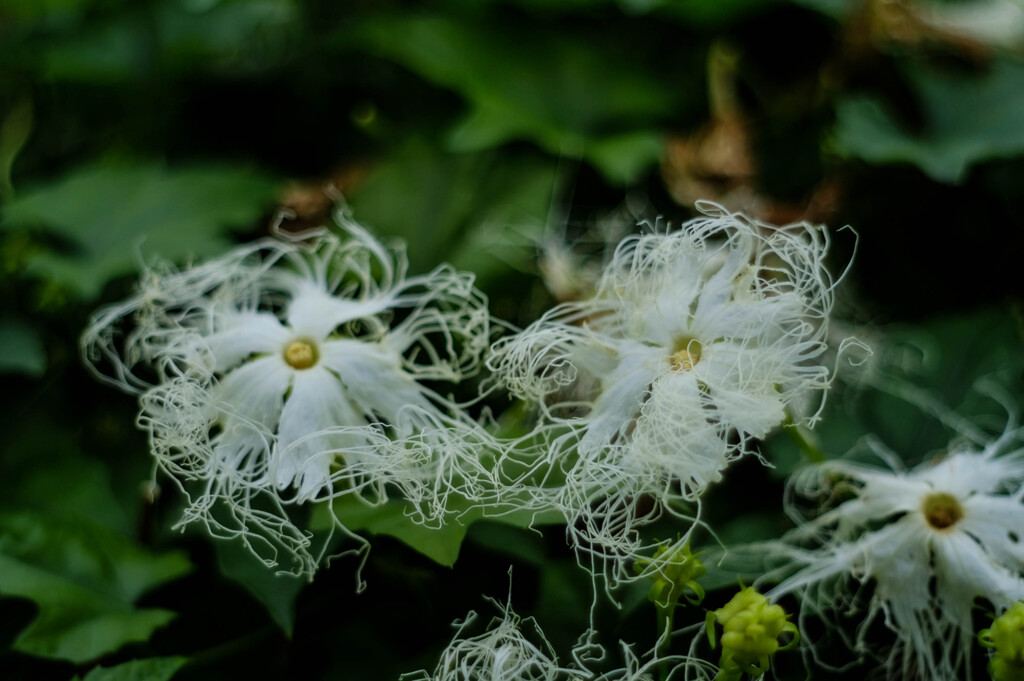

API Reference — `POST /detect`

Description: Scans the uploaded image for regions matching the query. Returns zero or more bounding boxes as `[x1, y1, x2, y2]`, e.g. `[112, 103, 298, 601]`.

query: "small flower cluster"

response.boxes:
[706, 587, 798, 681]
[634, 541, 707, 609]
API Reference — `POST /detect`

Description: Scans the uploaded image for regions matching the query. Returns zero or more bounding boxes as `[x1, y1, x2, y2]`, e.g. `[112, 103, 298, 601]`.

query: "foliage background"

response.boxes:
[1, 0, 1023, 679]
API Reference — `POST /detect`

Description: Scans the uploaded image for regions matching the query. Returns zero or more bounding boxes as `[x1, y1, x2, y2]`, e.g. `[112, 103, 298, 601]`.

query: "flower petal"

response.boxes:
[206, 356, 291, 484]
[285, 280, 393, 340]
[211, 355, 291, 429]
[934, 530, 1024, 632]
[634, 372, 732, 496]
[205, 310, 291, 372]
[695, 342, 786, 438]
[578, 343, 664, 456]
[320, 338, 439, 434]
[959, 495, 1024, 569]
[275, 366, 368, 499]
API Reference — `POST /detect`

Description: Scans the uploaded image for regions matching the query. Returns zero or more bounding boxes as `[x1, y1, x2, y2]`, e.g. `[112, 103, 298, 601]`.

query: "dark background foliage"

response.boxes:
[2, 0, 1023, 679]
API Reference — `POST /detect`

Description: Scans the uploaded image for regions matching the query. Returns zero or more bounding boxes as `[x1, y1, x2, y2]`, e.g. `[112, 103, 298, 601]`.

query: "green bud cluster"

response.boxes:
[980, 601, 1024, 681]
[707, 587, 798, 681]
[634, 541, 707, 607]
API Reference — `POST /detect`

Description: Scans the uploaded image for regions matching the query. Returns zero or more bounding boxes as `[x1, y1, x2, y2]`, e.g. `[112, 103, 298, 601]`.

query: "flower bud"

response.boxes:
[708, 587, 797, 680]
[980, 601, 1024, 681]
[634, 540, 706, 607]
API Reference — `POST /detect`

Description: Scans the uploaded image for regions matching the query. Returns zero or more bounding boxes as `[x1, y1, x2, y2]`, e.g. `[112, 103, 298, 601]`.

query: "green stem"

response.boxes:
[707, 42, 740, 121]
[783, 411, 825, 464]
[656, 603, 676, 681]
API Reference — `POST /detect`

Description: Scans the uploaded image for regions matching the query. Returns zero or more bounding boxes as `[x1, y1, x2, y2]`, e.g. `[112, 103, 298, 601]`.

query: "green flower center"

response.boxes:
[670, 336, 703, 371]
[283, 338, 319, 370]
[922, 492, 964, 530]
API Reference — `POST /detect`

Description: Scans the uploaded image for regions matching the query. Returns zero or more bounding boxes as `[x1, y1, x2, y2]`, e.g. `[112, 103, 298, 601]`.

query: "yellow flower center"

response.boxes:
[922, 492, 964, 530]
[671, 337, 703, 371]
[283, 338, 318, 370]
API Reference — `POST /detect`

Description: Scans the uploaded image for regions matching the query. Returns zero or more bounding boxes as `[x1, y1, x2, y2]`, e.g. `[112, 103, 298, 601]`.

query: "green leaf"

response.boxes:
[0, 390, 139, 535]
[0, 161, 277, 300]
[34, 1, 297, 82]
[214, 538, 306, 635]
[318, 496, 470, 568]
[155, 0, 299, 75]
[41, 18, 141, 83]
[0, 511, 191, 662]
[0, 456, 131, 534]
[654, 0, 784, 26]
[348, 14, 682, 181]
[835, 59, 1024, 183]
[763, 306, 1024, 472]
[713, 511, 791, 546]
[466, 521, 548, 566]
[694, 543, 764, 592]
[0, 0, 98, 22]
[0, 320, 46, 376]
[440, 0, 610, 9]
[312, 493, 563, 569]
[788, 0, 856, 19]
[583, 131, 664, 187]
[0, 99, 33, 202]
[78, 656, 187, 681]
[348, 144, 557, 285]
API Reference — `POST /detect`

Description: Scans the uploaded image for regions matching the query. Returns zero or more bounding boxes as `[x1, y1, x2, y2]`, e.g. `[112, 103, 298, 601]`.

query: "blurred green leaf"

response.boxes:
[788, 0, 855, 19]
[214, 538, 305, 635]
[695, 543, 764, 592]
[713, 510, 790, 546]
[349, 14, 681, 182]
[654, 0, 784, 25]
[0, 319, 45, 376]
[835, 59, 1024, 183]
[31, 0, 297, 82]
[0, 0, 96, 21]
[0, 99, 33, 202]
[439, 0, 611, 9]
[764, 306, 1024, 472]
[41, 18, 142, 83]
[0, 511, 191, 662]
[349, 144, 557, 284]
[77, 656, 187, 681]
[155, 0, 299, 75]
[859, 307, 1024, 451]
[0, 387, 141, 535]
[583, 131, 664, 184]
[0, 161, 277, 300]
[1, 456, 131, 534]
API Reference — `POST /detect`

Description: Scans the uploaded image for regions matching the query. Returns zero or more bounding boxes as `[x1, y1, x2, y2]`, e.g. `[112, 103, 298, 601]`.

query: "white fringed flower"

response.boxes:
[404, 599, 587, 681]
[489, 203, 841, 566]
[765, 423, 1024, 680]
[82, 216, 493, 572]
[403, 596, 707, 681]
